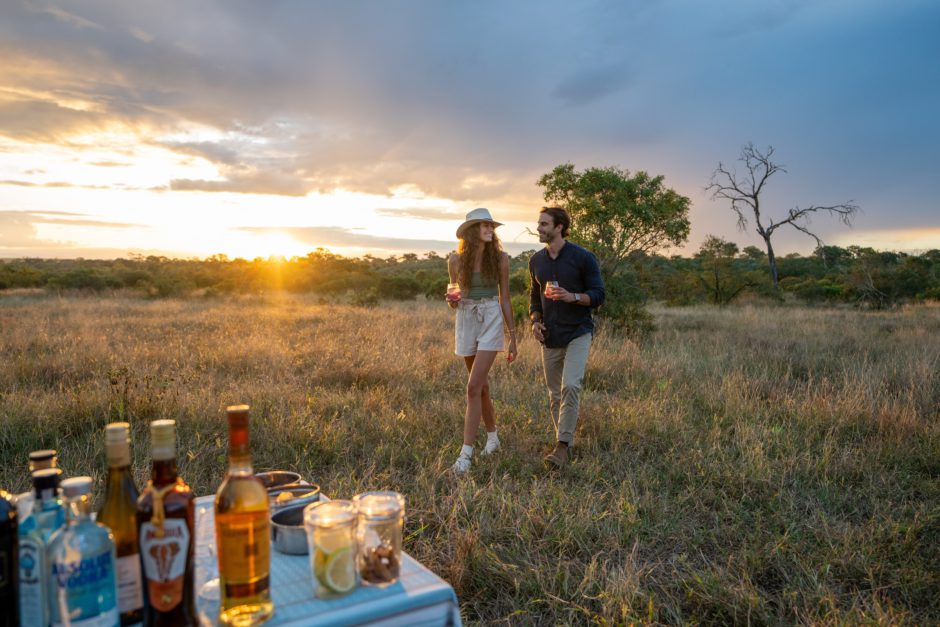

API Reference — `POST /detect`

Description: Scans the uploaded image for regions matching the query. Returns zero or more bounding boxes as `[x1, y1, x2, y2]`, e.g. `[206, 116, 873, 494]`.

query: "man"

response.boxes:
[529, 207, 605, 468]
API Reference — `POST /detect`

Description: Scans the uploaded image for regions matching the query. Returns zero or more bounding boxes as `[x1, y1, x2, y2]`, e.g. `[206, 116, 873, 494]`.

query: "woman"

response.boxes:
[447, 207, 517, 475]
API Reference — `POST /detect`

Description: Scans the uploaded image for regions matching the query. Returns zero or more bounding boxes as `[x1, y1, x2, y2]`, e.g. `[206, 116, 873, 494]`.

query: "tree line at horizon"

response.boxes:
[3, 144, 936, 326]
[1, 241, 937, 311]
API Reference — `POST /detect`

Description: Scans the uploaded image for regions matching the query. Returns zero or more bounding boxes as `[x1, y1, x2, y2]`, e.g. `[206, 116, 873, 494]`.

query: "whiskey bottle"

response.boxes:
[215, 405, 273, 626]
[98, 422, 144, 626]
[137, 419, 197, 626]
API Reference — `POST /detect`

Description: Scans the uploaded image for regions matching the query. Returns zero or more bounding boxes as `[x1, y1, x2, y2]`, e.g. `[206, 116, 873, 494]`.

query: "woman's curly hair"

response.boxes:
[457, 224, 503, 289]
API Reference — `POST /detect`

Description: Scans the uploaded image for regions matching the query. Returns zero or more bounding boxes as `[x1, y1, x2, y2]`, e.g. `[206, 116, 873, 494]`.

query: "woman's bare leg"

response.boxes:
[463, 355, 496, 433]
[462, 351, 498, 446]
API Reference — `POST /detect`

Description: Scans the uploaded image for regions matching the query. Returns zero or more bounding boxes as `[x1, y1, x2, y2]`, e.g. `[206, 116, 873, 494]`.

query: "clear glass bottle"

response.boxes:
[18, 468, 66, 627]
[214, 405, 274, 626]
[137, 419, 197, 626]
[354, 491, 405, 587]
[0, 489, 18, 627]
[47, 476, 119, 627]
[304, 500, 358, 598]
[98, 422, 144, 626]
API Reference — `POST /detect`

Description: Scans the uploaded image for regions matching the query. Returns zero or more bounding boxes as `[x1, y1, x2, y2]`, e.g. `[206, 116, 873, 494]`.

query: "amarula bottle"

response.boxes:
[48, 476, 119, 626]
[98, 422, 144, 626]
[137, 419, 196, 626]
[215, 405, 273, 626]
[19, 468, 66, 627]
[0, 489, 18, 627]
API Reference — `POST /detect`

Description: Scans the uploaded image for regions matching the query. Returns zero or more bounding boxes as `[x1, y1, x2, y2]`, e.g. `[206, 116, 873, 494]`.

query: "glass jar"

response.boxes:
[304, 500, 358, 598]
[354, 491, 405, 587]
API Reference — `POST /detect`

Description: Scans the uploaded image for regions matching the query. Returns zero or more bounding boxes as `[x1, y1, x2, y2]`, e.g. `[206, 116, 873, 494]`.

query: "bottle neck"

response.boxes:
[227, 420, 254, 474]
[227, 444, 254, 474]
[151, 457, 179, 486]
[65, 494, 92, 523]
[106, 441, 132, 469]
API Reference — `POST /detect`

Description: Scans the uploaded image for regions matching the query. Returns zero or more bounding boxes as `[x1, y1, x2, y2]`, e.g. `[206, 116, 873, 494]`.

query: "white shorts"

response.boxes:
[455, 297, 505, 356]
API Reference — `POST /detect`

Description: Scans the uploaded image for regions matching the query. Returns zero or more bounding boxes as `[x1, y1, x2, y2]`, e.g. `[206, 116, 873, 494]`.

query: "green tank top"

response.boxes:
[464, 271, 498, 299]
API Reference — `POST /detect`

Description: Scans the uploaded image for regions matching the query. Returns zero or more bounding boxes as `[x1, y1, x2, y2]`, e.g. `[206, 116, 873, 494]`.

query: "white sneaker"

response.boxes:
[452, 455, 471, 475]
[481, 434, 500, 456]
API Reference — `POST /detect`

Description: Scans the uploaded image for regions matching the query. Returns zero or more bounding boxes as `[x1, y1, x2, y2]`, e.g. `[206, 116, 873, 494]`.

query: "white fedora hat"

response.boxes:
[456, 207, 503, 239]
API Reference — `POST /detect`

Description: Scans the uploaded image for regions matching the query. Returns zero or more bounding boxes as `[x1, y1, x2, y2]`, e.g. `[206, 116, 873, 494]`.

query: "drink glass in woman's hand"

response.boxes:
[545, 281, 560, 299]
[446, 283, 462, 302]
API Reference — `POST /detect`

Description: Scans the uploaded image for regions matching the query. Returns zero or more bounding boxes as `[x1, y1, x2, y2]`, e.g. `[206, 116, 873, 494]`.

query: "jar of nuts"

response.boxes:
[353, 491, 405, 587]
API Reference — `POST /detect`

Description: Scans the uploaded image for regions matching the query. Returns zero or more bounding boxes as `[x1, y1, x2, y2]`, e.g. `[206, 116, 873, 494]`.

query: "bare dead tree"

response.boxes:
[707, 143, 859, 290]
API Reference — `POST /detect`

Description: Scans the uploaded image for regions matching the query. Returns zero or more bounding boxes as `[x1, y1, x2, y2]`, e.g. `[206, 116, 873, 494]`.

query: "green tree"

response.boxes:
[695, 235, 749, 306]
[538, 164, 691, 276]
[537, 164, 691, 334]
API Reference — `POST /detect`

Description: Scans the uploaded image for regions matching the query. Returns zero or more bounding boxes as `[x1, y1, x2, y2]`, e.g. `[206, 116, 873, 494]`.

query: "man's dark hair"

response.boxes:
[541, 206, 571, 238]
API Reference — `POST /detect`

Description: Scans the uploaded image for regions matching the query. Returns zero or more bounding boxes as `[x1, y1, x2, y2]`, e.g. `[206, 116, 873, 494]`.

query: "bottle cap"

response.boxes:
[105, 422, 132, 466]
[105, 422, 130, 444]
[225, 405, 251, 449]
[151, 419, 177, 460]
[32, 468, 63, 494]
[61, 476, 93, 498]
[29, 449, 57, 470]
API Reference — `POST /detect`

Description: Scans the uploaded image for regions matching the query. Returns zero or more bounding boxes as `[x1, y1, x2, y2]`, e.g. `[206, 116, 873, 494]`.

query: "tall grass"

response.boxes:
[1, 293, 937, 624]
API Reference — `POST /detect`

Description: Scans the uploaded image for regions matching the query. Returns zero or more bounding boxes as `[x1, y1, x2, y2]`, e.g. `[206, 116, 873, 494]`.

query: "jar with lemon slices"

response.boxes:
[303, 500, 358, 598]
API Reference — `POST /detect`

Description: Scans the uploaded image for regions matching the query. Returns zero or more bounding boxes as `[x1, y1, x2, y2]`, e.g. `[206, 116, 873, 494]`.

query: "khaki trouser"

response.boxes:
[541, 332, 592, 445]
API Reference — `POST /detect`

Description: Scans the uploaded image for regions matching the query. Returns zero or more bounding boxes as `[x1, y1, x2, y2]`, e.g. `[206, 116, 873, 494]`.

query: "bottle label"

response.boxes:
[51, 549, 117, 624]
[217, 514, 270, 585]
[115, 553, 144, 613]
[53, 606, 119, 627]
[19, 536, 47, 627]
[140, 519, 190, 612]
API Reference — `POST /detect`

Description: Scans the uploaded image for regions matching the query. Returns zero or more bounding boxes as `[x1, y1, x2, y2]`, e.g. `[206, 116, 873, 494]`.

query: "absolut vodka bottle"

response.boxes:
[48, 476, 119, 627]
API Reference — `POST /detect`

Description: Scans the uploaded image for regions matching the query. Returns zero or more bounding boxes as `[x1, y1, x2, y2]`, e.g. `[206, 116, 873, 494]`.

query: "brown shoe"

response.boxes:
[544, 442, 569, 469]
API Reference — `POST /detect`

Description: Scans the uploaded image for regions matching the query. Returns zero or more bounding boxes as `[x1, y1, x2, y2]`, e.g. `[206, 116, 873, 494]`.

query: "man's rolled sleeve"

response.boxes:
[582, 251, 605, 309]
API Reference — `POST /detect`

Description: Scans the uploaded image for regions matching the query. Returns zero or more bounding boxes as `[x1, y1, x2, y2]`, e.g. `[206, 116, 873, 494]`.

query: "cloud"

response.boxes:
[375, 207, 464, 221]
[240, 225, 535, 256]
[0, 210, 141, 242]
[170, 172, 308, 196]
[553, 66, 631, 107]
[1, 179, 114, 190]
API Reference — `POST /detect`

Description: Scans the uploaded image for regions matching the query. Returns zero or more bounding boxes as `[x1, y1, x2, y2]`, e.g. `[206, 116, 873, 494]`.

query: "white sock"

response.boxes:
[460, 444, 473, 458]
[486, 431, 498, 443]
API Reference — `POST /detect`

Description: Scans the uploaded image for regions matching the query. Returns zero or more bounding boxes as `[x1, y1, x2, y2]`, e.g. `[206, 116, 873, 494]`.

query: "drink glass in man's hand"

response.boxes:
[446, 283, 462, 302]
[545, 281, 560, 299]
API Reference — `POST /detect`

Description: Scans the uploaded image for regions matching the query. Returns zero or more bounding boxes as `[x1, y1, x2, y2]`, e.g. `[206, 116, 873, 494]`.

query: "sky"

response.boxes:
[1, 0, 938, 260]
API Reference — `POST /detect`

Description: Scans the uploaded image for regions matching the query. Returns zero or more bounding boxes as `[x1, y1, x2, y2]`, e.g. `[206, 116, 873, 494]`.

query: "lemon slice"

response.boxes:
[316, 528, 350, 555]
[322, 547, 356, 593]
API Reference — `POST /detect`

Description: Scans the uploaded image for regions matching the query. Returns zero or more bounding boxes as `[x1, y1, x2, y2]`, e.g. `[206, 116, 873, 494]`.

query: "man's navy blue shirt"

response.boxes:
[528, 241, 605, 348]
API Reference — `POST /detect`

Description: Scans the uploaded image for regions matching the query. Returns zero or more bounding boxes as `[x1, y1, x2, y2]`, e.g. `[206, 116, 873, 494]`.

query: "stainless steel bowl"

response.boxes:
[270, 504, 310, 555]
[255, 471, 302, 490]
[269, 485, 321, 513]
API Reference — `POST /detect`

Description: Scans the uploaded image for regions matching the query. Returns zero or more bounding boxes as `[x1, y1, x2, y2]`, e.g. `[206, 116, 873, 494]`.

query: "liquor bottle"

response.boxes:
[137, 420, 197, 626]
[215, 405, 273, 626]
[0, 489, 18, 627]
[98, 423, 144, 626]
[47, 476, 119, 626]
[18, 468, 66, 627]
[18, 449, 59, 522]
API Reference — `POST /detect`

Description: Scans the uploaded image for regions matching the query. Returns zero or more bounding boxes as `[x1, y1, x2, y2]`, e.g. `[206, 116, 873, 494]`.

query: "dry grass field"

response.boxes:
[1, 292, 938, 625]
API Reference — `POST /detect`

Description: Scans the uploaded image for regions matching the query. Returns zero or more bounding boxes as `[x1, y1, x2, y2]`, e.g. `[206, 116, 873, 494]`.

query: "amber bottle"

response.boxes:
[137, 419, 197, 626]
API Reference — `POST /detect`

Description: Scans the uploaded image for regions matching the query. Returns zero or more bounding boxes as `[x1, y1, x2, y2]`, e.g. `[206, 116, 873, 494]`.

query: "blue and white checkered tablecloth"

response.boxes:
[194, 495, 461, 626]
